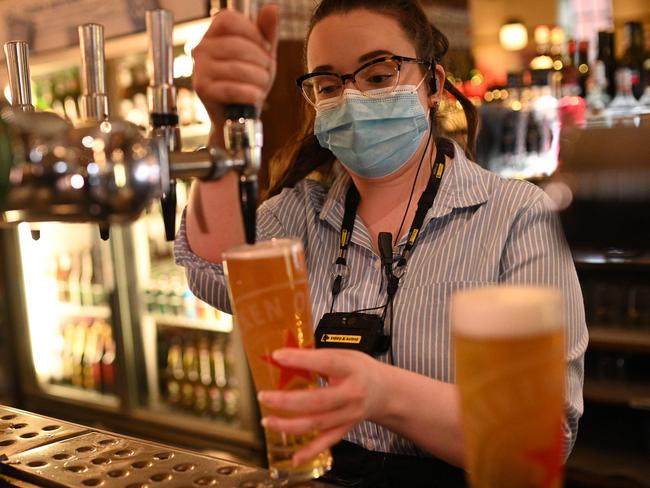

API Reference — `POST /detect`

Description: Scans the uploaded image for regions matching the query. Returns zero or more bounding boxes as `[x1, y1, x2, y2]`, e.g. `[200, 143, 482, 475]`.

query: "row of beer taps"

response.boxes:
[0, 2, 261, 244]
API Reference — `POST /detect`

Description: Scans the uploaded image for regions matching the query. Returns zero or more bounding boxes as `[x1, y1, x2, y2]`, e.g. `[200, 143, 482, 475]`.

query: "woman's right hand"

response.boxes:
[192, 5, 280, 129]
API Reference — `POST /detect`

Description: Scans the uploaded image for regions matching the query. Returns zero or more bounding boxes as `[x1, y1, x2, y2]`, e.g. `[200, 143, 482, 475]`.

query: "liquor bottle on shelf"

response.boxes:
[561, 39, 579, 97]
[597, 31, 617, 100]
[607, 68, 642, 118]
[619, 21, 646, 100]
[221, 334, 240, 422]
[587, 60, 611, 119]
[576, 40, 590, 99]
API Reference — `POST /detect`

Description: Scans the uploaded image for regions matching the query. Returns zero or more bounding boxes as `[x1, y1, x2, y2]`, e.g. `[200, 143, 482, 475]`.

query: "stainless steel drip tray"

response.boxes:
[0, 406, 89, 460]
[0, 408, 334, 488]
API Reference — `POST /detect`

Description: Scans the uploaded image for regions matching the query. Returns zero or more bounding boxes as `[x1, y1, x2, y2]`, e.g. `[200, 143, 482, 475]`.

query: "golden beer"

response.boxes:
[223, 239, 333, 481]
[452, 286, 566, 488]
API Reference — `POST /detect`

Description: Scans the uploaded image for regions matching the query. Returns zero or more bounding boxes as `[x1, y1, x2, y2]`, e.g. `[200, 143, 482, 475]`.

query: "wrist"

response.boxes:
[369, 360, 404, 425]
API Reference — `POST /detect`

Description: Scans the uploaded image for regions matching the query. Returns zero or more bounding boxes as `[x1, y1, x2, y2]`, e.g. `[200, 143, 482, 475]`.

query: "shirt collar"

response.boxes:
[318, 139, 491, 229]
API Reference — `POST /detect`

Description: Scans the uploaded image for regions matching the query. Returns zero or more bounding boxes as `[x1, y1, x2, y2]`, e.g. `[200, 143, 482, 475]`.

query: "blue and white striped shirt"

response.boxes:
[175, 142, 588, 457]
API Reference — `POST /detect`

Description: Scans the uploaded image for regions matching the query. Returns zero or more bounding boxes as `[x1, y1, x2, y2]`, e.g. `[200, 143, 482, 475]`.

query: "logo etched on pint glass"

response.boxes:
[223, 239, 332, 482]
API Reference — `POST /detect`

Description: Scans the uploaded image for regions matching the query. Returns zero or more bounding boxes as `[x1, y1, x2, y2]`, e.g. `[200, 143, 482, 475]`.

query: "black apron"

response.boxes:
[320, 440, 467, 488]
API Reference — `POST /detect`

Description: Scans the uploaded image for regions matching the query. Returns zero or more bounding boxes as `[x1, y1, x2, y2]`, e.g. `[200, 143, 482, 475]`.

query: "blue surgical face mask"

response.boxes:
[314, 85, 430, 179]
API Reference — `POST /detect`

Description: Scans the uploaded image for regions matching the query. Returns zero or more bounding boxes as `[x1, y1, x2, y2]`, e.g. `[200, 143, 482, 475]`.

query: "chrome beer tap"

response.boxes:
[146, 9, 180, 241]
[146, 4, 262, 244]
[78, 23, 110, 239]
[211, 0, 262, 244]
[3, 40, 40, 240]
[0, 8, 262, 241]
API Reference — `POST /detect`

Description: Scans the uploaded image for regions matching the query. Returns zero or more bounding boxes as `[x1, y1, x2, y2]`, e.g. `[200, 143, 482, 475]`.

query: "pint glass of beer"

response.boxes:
[222, 239, 333, 481]
[452, 286, 566, 488]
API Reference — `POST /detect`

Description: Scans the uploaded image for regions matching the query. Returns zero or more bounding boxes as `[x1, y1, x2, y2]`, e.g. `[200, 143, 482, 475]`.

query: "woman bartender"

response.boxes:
[175, 1, 588, 486]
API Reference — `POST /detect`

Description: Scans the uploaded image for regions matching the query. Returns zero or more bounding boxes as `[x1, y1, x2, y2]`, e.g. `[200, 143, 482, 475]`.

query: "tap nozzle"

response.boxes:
[78, 23, 108, 122]
[3, 41, 34, 112]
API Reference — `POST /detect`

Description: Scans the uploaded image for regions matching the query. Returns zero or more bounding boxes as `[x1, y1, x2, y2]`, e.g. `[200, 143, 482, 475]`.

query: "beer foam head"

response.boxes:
[451, 286, 564, 338]
[223, 238, 304, 260]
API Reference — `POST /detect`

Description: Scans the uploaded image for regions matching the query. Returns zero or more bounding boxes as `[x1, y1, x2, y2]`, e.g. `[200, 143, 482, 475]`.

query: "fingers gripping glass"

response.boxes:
[297, 55, 432, 107]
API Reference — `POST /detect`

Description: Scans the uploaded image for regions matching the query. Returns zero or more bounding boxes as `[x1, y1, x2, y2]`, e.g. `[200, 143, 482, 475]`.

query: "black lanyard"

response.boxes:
[330, 138, 452, 306]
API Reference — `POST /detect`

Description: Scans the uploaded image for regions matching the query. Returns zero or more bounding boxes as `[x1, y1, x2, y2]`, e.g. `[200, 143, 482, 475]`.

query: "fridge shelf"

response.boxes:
[41, 384, 119, 410]
[151, 314, 233, 333]
[58, 303, 111, 319]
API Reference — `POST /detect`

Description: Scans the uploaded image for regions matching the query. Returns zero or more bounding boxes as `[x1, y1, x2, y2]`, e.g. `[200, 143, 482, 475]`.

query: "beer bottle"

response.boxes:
[61, 319, 76, 385]
[71, 319, 88, 388]
[79, 250, 93, 307]
[56, 253, 72, 302]
[82, 320, 99, 390]
[181, 334, 199, 410]
[195, 334, 212, 416]
[165, 334, 183, 407]
[90, 246, 106, 306]
[221, 335, 240, 422]
[208, 334, 226, 418]
[100, 320, 116, 395]
[68, 252, 82, 306]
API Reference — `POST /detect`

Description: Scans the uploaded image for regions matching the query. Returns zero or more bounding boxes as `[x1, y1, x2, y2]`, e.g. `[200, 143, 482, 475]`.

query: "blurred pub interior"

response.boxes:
[0, 0, 648, 486]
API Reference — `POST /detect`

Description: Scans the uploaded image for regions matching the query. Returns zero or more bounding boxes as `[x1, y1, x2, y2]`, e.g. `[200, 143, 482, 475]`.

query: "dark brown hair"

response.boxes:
[264, 0, 479, 200]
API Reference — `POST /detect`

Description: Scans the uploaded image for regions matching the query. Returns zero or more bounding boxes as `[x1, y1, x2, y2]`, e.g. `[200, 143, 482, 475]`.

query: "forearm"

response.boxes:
[185, 171, 245, 264]
[373, 362, 465, 468]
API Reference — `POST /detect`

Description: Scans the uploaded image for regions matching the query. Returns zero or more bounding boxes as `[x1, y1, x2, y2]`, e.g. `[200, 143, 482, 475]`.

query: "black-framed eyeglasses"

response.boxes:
[296, 55, 433, 107]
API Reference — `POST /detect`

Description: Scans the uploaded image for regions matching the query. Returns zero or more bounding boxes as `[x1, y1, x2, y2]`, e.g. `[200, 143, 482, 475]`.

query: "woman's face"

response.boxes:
[306, 8, 441, 111]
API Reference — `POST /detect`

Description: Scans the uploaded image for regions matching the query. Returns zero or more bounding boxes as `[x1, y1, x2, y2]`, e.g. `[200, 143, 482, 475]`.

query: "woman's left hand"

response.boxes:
[257, 348, 387, 465]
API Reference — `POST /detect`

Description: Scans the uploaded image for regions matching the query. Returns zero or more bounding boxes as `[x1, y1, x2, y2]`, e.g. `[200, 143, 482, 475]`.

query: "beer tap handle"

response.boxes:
[3, 41, 34, 112]
[146, 9, 180, 242]
[218, 0, 261, 244]
[78, 23, 108, 122]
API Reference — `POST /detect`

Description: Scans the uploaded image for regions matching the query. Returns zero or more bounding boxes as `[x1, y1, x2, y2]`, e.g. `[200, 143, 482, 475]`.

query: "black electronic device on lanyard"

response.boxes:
[316, 138, 453, 357]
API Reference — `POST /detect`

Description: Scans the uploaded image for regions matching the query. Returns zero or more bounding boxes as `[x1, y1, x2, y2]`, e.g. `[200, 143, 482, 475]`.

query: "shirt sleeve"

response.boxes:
[174, 185, 312, 314]
[498, 190, 589, 460]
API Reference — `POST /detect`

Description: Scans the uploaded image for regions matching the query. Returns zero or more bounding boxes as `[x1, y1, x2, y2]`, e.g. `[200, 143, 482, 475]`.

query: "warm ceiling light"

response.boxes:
[534, 25, 551, 45]
[500, 20, 528, 51]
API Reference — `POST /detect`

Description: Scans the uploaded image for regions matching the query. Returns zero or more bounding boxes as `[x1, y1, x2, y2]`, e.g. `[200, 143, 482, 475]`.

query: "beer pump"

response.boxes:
[146, 2, 262, 244]
[3, 40, 40, 241]
[78, 23, 111, 240]
[214, 0, 262, 245]
[0, 4, 262, 245]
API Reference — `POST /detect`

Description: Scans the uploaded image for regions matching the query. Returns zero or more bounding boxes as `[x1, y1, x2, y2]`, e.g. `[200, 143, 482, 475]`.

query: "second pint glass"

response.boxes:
[223, 239, 332, 481]
[452, 286, 566, 488]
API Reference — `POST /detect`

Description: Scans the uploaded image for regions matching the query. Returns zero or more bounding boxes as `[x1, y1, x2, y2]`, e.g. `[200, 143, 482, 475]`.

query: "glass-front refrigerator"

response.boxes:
[5, 222, 122, 411]
[127, 182, 263, 462]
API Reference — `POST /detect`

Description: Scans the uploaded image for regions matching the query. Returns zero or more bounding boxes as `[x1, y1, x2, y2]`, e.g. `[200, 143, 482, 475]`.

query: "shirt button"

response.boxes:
[373, 259, 381, 270]
[365, 439, 376, 451]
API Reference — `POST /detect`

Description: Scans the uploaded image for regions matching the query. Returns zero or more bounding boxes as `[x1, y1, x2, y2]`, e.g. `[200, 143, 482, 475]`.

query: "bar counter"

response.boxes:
[0, 405, 336, 488]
